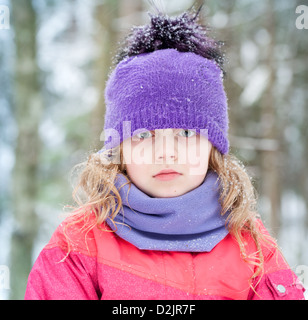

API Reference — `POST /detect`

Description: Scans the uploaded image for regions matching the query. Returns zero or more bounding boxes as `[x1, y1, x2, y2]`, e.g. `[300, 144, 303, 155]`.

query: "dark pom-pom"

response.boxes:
[115, 6, 225, 73]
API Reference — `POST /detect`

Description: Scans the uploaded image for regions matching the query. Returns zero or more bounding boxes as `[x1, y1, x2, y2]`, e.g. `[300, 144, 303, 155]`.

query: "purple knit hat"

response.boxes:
[103, 11, 229, 154]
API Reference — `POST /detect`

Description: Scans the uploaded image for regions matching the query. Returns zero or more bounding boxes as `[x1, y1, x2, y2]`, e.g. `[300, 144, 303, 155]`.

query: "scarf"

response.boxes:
[106, 171, 229, 252]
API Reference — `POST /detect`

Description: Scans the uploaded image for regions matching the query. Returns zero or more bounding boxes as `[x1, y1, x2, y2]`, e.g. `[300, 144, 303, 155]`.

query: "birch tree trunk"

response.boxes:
[10, 0, 42, 299]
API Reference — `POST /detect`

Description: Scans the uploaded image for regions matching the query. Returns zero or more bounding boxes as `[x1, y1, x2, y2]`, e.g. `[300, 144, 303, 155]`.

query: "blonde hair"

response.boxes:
[66, 145, 276, 281]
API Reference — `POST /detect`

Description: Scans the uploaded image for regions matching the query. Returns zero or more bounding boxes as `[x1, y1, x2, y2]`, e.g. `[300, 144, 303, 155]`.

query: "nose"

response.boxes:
[154, 131, 178, 164]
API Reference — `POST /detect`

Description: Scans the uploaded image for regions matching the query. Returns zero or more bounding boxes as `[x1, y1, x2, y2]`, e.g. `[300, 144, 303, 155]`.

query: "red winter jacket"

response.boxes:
[25, 216, 305, 300]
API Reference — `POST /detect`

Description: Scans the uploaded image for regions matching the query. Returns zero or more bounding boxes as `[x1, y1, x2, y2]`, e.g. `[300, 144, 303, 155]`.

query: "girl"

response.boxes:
[25, 8, 305, 300]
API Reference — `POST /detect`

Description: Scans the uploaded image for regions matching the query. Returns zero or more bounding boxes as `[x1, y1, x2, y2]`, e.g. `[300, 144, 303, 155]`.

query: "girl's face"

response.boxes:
[122, 129, 212, 198]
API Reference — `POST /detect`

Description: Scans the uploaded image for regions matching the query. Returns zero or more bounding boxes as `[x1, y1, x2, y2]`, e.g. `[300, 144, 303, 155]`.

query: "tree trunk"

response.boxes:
[90, 0, 144, 151]
[260, 1, 281, 237]
[90, 0, 120, 151]
[10, 0, 42, 299]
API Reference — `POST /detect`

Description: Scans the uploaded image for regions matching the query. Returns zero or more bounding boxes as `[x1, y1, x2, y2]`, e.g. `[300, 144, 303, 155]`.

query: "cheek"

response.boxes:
[188, 174, 208, 189]
[122, 140, 131, 165]
[123, 139, 154, 165]
[184, 137, 209, 157]
[124, 163, 139, 186]
[125, 163, 139, 179]
[184, 138, 212, 175]
[125, 163, 149, 185]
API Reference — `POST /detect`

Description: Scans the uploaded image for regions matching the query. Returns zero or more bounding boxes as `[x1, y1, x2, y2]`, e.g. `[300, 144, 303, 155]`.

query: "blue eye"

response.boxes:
[133, 131, 153, 140]
[177, 129, 196, 138]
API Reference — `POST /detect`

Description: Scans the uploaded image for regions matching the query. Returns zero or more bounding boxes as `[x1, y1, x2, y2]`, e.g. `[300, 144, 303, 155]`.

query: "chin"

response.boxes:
[152, 187, 186, 198]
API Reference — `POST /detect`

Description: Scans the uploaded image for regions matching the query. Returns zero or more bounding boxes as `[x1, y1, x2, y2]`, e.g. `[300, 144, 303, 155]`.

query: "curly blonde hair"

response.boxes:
[65, 144, 276, 282]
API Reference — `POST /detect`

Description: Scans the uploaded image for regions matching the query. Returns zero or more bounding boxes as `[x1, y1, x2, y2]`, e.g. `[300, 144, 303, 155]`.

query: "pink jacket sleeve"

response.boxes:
[25, 247, 100, 300]
[247, 241, 305, 300]
[248, 268, 305, 300]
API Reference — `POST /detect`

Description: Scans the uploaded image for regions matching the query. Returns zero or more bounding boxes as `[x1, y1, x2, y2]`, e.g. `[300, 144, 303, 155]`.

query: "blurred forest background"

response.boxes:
[0, 0, 307, 299]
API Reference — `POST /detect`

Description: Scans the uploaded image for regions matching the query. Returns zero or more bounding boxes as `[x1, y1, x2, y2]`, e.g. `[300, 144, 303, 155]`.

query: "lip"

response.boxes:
[153, 169, 182, 181]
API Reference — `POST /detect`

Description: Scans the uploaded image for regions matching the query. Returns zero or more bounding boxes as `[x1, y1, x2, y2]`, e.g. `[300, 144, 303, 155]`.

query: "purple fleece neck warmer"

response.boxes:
[103, 48, 229, 154]
[106, 171, 229, 252]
